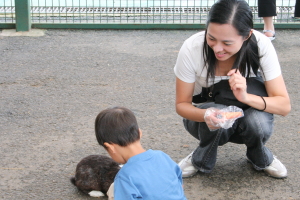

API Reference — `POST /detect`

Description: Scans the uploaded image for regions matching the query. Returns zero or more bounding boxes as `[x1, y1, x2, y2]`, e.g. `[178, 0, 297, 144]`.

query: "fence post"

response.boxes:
[15, 0, 31, 31]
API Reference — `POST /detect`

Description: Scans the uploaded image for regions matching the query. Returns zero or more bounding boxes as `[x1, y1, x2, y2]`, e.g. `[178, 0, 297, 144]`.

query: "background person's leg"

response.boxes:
[258, 0, 276, 39]
[294, 0, 300, 18]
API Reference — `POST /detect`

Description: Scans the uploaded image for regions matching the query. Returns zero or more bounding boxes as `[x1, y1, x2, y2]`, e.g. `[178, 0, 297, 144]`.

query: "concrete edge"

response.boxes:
[0, 29, 45, 37]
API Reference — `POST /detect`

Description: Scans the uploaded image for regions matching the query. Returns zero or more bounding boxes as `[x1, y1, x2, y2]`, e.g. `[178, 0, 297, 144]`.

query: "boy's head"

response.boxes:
[95, 106, 140, 148]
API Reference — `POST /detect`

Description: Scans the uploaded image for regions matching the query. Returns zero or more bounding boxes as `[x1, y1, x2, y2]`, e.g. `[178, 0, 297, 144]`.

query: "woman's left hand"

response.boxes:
[227, 69, 248, 103]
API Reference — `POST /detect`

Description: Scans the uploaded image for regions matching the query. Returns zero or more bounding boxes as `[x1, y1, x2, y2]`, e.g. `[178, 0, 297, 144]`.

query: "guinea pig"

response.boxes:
[70, 155, 120, 197]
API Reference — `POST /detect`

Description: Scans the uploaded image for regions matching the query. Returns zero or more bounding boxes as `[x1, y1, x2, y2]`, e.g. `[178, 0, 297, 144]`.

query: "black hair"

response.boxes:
[95, 106, 140, 148]
[203, 0, 260, 83]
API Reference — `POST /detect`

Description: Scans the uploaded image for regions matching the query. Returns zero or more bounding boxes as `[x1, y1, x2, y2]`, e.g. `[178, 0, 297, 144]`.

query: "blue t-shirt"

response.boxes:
[114, 149, 187, 200]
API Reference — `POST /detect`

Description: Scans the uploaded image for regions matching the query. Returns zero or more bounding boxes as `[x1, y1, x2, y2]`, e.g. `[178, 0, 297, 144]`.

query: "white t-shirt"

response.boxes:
[174, 30, 281, 95]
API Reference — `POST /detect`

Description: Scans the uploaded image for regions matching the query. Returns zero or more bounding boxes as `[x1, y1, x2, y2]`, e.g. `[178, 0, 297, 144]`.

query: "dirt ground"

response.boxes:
[0, 29, 299, 200]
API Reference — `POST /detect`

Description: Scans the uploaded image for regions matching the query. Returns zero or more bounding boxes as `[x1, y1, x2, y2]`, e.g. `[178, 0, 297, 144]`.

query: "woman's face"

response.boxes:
[206, 23, 247, 62]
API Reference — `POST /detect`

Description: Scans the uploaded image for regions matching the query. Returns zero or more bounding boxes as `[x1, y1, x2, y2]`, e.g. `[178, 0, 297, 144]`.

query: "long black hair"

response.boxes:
[203, 0, 260, 83]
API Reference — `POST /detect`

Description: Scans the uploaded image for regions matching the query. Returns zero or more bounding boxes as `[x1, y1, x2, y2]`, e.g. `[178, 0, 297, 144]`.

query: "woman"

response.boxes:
[174, 0, 290, 179]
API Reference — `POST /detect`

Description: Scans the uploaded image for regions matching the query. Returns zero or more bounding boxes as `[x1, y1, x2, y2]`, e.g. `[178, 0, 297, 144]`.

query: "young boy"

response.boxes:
[95, 106, 187, 200]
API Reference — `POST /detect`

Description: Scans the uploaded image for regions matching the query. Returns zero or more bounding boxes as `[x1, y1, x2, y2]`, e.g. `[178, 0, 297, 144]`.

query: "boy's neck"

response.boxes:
[116, 140, 146, 163]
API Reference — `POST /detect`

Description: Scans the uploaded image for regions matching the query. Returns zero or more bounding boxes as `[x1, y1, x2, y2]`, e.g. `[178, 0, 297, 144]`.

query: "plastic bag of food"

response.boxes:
[204, 106, 244, 131]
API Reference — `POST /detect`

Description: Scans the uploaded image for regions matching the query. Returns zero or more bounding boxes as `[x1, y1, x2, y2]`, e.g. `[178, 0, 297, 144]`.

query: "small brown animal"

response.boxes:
[70, 155, 120, 197]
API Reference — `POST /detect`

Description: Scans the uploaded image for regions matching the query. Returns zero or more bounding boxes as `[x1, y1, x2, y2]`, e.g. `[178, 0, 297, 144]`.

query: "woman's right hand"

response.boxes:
[204, 108, 225, 131]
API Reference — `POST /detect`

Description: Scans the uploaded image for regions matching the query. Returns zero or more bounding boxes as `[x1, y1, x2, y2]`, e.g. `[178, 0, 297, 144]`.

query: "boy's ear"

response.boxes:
[139, 128, 143, 138]
[104, 142, 115, 153]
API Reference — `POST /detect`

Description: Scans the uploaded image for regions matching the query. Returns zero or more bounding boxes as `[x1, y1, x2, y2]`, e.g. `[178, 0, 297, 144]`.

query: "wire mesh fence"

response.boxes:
[0, 0, 299, 25]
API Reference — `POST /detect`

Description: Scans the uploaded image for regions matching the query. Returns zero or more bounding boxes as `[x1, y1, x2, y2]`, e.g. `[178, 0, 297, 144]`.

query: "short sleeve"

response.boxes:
[255, 30, 282, 81]
[174, 40, 197, 83]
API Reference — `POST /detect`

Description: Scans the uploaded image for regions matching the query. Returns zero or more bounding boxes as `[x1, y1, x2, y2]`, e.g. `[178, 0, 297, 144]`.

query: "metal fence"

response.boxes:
[0, 0, 299, 30]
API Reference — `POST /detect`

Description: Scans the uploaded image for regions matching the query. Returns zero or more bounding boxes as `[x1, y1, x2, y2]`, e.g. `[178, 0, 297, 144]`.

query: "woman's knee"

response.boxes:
[240, 108, 274, 142]
[183, 118, 200, 140]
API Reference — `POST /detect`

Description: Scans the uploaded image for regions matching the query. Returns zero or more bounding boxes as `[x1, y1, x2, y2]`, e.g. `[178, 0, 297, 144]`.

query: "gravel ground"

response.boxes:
[0, 29, 299, 200]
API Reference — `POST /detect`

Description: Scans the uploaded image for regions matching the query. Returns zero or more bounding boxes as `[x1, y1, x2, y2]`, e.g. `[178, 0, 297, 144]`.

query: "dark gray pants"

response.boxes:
[184, 102, 274, 173]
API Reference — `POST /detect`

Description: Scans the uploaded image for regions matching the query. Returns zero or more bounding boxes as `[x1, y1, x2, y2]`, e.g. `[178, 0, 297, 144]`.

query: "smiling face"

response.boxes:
[206, 23, 247, 63]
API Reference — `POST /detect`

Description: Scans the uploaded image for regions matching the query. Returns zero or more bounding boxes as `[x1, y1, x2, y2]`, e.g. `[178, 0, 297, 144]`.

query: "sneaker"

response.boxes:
[178, 151, 198, 178]
[264, 157, 287, 179]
